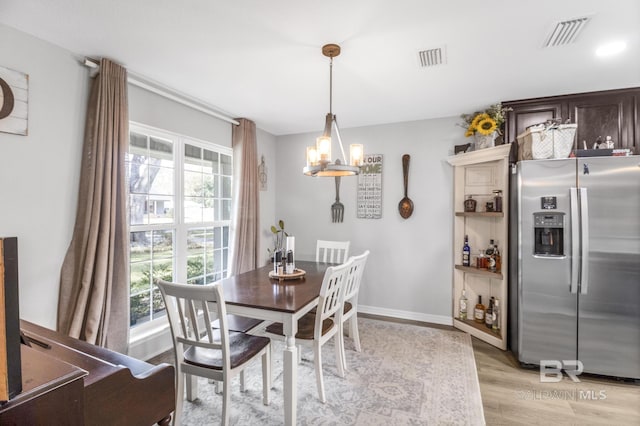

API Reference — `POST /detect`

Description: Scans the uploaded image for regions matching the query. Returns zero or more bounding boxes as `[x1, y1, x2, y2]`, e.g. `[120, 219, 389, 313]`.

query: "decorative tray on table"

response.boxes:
[268, 268, 306, 281]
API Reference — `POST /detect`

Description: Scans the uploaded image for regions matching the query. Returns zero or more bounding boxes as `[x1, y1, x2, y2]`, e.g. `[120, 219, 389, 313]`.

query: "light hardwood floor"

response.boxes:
[473, 336, 640, 425]
[150, 314, 640, 425]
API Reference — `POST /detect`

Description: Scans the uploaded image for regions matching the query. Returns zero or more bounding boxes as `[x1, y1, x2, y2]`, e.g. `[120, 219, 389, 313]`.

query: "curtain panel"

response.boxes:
[57, 58, 129, 353]
[230, 118, 259, 275]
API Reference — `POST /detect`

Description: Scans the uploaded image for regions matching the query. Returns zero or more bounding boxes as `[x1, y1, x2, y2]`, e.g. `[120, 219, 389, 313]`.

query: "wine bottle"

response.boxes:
[485, 297, 494, 328]
[459, 289, 468, 320]
[462, 235, 471, 267]
[474, 295, 485, 323]
[493, 243, 501, 273]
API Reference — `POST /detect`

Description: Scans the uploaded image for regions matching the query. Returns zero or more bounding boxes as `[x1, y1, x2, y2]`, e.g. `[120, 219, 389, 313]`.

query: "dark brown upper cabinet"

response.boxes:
[503, 87, 639, 153]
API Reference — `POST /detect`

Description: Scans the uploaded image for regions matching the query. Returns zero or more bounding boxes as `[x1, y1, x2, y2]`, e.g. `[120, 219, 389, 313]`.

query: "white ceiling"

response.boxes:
[1, 0, 639, 136]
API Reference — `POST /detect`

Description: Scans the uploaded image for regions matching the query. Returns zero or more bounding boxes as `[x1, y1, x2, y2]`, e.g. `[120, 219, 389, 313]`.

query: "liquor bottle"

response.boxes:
[485, 297, 494, 328]
[474, 295, 485, 323]
[476, 250, 487, 269]
[462, 235, 471, 267]
[492, 298, 500, 333]
[493, 190, 503, 212]
[464, 195, 477, 212]
[459, 289, 468, 320]
[486, 239, 496, 272]
[493, 243, 501, 273]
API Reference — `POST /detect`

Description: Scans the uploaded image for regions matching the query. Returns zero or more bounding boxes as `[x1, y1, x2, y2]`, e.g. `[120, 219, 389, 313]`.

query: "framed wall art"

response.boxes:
[0, 66, 28, 136]
[357, 154, 383, 219]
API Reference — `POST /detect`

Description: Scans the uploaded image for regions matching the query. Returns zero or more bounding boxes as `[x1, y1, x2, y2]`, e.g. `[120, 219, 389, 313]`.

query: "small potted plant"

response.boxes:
[267, 220, 288, 259]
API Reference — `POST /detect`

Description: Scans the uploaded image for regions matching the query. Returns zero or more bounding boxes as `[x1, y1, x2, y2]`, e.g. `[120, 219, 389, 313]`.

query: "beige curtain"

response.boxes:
[57, 58, 129, 353]
[230, 118, 259, 275]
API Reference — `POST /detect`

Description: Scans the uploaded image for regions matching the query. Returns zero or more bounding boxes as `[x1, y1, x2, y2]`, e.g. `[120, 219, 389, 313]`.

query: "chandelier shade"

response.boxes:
[303, 44, 363, 177]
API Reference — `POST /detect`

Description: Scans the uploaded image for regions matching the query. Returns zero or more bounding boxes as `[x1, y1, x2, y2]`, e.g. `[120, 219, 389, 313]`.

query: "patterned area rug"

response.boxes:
[180, 318, 485, 425]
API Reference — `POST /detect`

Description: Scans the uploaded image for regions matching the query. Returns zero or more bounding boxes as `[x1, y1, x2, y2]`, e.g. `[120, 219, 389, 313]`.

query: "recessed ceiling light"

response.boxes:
[595, 40, 627, 57]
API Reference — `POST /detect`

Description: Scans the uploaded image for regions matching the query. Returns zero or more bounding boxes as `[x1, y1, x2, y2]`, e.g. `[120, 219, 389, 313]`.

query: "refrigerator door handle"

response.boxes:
[580, 187, 590, 294]
[570, 187, 580, 294]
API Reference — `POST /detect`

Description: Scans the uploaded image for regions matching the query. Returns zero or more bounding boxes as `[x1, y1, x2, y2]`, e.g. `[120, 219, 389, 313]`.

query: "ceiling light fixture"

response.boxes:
[303, 44, 363, 177]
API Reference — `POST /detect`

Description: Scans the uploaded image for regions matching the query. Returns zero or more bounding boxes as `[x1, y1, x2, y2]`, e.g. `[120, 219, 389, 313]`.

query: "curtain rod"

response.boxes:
[83, 58, 239, 126]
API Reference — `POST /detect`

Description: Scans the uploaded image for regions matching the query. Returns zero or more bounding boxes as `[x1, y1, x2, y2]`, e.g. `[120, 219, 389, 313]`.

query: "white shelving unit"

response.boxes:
[447, 144, 511, 350]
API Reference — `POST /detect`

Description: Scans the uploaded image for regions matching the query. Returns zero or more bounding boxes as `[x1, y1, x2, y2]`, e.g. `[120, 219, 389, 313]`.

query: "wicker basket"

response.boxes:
[549, 124, 577, 158]
[517, 123, 577, 160]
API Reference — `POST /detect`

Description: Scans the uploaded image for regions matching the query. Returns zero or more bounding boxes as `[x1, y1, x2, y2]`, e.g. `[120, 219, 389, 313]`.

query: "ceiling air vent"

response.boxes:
[544, 16, 590, 47]
[418, 46, 446, 67]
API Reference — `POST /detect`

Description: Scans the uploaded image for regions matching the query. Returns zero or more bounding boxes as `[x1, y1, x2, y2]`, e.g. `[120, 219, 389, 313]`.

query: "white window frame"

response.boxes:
[128, 122, 232, 342]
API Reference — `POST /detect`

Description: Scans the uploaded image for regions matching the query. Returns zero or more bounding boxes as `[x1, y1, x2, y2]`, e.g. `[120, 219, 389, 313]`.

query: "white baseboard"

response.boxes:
[128, 325, 173, 361]
[358, 304, 453, 326]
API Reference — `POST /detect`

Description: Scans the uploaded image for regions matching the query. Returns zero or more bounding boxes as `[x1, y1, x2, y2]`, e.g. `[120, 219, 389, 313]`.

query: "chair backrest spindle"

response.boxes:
[315, 259, 353, 340]
[343, 250, 370, 304]
[316, 240, 350, 264]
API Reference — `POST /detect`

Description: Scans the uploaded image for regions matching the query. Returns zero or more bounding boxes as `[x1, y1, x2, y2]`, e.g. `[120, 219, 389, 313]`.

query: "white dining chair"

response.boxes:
[339, 250, 370, 371]
[264, 258, 352, 403]
[316, 239, 350, 264]
[155, 279, 271, 426]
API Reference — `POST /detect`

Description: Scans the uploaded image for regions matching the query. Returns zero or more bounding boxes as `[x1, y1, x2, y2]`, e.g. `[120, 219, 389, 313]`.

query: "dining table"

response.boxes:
[214, 260, 331, 426]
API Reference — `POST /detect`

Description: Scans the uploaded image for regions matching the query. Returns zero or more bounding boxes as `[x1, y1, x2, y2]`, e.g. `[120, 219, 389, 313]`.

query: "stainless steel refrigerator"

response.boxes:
[509, 156, 640, 380]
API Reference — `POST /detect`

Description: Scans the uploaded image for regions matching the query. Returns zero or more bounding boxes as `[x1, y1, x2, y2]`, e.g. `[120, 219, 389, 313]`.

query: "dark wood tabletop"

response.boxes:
[220, 261, 331, 313]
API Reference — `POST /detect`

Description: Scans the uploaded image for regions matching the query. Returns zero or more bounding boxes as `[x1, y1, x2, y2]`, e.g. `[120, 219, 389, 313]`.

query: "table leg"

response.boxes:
[283, 322, 298, 425]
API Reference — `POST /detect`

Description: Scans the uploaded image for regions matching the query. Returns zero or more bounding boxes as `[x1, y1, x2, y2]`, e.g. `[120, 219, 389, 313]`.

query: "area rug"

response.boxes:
[180, 317, 485, 425]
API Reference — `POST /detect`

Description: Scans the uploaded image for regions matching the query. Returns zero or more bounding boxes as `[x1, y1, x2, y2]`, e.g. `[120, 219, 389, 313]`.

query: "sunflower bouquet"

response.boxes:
[460, 103, 511, 138]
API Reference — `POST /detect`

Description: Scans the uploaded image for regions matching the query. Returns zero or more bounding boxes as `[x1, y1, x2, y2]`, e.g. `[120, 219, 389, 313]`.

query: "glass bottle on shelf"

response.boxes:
[459, 289, 468, 320]
[492, 298, 500, 333]
[474, 295, 485, 323]
[493, 243, 501, 273]
[476, 250, 487, 269]
[493, 190, 503, 212]
[464, 195, 477, 212]
[486, 239, 496, 272]
[485, 297, 494, 328]
[462, 235, 471, 267]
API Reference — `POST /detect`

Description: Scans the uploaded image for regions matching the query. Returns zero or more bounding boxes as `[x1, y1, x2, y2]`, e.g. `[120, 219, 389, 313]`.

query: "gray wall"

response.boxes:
[0, 24, 88, 329]
[257, 128, 277, 266]
[128, 85, 232, 144]
[274, 118, 460, 324]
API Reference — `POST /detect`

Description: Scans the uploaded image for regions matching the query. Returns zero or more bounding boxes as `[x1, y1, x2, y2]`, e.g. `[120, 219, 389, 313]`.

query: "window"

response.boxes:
[126, 123, 232, 330]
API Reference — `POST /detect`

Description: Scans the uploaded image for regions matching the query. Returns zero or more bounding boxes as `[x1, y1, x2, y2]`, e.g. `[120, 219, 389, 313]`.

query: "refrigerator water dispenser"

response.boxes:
[533, 212, 564, 256]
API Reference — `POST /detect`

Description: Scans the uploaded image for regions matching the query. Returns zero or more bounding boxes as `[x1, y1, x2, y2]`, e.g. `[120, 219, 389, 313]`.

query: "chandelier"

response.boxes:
[303, 44, 363, 177]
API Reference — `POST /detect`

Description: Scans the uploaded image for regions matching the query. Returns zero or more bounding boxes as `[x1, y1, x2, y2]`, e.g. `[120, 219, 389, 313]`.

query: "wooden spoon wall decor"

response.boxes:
[398, 154, 414, 218]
